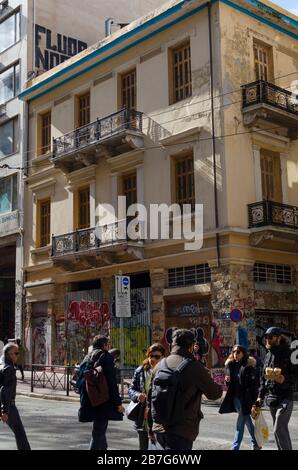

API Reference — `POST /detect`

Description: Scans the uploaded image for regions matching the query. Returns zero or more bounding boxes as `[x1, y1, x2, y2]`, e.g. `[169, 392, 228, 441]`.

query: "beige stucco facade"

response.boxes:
[20, 0, 298, 374]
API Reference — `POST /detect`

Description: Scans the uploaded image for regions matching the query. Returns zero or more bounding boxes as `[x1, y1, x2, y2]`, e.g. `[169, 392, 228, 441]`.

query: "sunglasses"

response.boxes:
[233, 350, 241, 354]
[150, 354, 162, 359]
[10, 352, 19, 356]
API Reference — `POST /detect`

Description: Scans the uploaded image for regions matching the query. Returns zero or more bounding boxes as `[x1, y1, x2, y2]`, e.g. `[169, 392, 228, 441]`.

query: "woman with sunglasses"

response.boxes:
[219, 345, 260, 450]
[128, 343, 165, 450]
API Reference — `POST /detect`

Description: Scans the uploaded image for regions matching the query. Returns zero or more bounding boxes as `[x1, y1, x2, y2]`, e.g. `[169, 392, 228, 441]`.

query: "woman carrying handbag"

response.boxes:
[128, 343, 165, 450]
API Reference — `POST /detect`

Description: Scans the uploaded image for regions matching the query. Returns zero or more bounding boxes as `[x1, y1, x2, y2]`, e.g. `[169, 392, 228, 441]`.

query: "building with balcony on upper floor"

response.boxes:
[0, 0, 164, 347]
[19, 0, 298, 376]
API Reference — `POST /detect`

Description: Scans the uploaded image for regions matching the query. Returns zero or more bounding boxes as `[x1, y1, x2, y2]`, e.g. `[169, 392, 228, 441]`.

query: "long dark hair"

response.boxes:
[227, 344, 249, 365]
[142, 343, 165, 370]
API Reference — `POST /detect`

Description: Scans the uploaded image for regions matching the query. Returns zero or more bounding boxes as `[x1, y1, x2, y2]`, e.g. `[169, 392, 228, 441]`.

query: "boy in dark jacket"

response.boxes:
[255, 327, 297, 450]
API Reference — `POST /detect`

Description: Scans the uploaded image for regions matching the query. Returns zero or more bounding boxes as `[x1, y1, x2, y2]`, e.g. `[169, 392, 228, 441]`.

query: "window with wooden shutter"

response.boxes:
[260, 150, 282, 202]
[253, 42, 272, 81]
[175, 154, 195, 209]
[41, 112, 51, 154]
[172, 42, 192, 103]
[39, 199, 51, 247]
[123, 172, 137, 207]
[78, 187, 90, 229]
[78, 92, 90, 127]
[121, 69, 136, 110]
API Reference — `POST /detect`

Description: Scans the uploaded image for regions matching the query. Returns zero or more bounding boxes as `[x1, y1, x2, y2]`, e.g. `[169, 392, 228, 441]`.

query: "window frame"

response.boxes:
[0, 173, 18, 215]
[173, 152, 195, 210]
[37, 110, 51, 156]
[169, 40, 192, 104]
[77, 91, 90, 128]
[122, 171, 137, 207]
[0, 9, 21, 54]
[0, 116, 18, 158]
[120, 68, 137, 110]
[0, 61, 20, 105]
[253, 41, 273, 82]
[77, 186, 90, 230]
[38, 199, 51, 248]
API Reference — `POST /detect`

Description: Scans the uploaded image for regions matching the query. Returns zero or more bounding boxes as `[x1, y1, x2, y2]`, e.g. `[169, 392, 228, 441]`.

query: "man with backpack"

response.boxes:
[78, 335, 124, 450]
[149, 329, 222, 450]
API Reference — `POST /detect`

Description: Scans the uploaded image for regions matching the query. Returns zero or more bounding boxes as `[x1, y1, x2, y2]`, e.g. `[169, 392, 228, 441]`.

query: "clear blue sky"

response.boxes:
[270, 0, 298, 15]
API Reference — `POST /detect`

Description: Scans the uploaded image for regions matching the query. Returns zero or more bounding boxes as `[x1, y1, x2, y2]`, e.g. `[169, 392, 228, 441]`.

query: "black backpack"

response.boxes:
[151, 357, 192, 427]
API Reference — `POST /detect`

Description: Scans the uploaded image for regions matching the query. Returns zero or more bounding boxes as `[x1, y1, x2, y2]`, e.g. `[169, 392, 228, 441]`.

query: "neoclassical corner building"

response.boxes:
[19, 0, 298, 377]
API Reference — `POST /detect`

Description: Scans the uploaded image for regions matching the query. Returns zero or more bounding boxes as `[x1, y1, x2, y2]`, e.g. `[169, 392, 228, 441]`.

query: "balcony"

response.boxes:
[242, 80, 298, 138]
[51, 219, 144, 270]
[52, 109, 144, 172]
[248, 200, 298, 245]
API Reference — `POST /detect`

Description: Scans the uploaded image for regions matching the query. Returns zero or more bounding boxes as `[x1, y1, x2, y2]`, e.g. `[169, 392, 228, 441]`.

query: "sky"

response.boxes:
[269, 0, 298, 16]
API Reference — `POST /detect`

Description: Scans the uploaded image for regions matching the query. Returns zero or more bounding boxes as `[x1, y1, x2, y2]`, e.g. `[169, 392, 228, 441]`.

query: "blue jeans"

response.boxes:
[7, 405, 31, 450]
[232, 397, 258, 450]
[89, 418, 108, 450]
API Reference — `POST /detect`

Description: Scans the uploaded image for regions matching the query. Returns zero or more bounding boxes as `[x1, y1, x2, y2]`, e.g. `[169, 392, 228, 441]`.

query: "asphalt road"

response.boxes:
[0, 396, 297, 450]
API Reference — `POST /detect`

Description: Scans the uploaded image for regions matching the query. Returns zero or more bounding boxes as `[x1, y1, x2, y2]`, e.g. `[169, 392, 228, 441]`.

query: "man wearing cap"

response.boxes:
[255, 327, 297, 450]
[148, 329, 223, 450]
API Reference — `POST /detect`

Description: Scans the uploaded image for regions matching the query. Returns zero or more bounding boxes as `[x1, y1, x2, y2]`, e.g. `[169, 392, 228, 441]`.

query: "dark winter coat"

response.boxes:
[78, 348, 122, 423]
[128, 366, 146, 431]
[149, 345, 223, 442]
[219, 356, 258, 416]
[259, 341, 297, 404]
[0, 356, 17, 415]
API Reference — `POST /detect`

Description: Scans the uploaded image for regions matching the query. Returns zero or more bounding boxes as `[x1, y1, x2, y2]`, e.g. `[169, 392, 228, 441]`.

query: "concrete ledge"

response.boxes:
[17, 391, 79, 402]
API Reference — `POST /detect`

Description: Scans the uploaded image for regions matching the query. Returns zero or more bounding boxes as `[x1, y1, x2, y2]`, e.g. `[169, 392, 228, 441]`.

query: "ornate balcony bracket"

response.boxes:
[250, 230, 274, 247]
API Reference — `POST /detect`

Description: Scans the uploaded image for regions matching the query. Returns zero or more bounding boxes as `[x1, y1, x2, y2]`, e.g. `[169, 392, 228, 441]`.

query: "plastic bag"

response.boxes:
[148, 439, 164, 451]
[254, 410, 269, 447]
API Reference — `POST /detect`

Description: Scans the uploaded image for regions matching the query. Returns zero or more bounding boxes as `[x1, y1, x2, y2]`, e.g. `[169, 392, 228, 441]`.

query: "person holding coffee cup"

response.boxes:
[254, 327, 297, 450]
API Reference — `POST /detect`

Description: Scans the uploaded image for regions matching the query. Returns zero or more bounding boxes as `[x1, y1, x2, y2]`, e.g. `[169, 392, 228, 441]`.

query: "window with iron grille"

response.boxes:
[175, 154, 195, 210]
[172, 41, 192, 103]
[253, 42, 272, 81]
[123, 172, 137, 207]
[41, 111, 51, 154]
[168, 264, 211, 288]
[254, 263, 292, 285]
[78, 92, 90, 127]
[78, 187, 90, 229]
[39, 199, 51, 247]
[121, 69, 136, 110]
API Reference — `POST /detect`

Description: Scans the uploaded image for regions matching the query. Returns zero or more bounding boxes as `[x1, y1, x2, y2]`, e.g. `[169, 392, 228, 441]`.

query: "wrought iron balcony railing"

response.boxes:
[242, 80, 298, 115]
[52, 108, 143, 159]
[248, 200, 298, 230]
[52, 218, 143, 257]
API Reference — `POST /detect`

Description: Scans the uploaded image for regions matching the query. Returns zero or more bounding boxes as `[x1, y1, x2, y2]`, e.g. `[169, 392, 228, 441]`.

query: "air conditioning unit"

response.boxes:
[0, 1, 9, 14]
[0, 104, 6, 118]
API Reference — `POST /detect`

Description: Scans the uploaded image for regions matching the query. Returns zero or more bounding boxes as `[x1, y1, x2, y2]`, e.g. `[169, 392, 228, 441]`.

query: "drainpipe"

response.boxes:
[105, 18, 114, 37]
[208, 1, 221, 268]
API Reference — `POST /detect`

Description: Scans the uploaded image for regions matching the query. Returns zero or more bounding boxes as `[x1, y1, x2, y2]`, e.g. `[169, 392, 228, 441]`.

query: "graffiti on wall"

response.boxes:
[110, 288, 151, 368]
[32, 317, 47, 365]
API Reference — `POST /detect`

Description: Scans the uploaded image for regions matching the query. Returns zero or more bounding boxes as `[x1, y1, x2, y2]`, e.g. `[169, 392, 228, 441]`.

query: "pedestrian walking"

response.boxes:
[255, 327, 297, 450]
[219, 344, 261, 450]
[148, 329, 222, 450]
[15, 339, 26, 381]
[77, 335, 124, 450]
[0, 343, 31, 450]
[128, 343, 165, 450]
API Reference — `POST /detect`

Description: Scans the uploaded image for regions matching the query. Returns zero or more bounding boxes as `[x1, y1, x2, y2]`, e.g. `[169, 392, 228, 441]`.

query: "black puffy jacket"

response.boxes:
[0, 357, 17, 415]
[219, 356, 258, 416]
[259, 341, 297, 403]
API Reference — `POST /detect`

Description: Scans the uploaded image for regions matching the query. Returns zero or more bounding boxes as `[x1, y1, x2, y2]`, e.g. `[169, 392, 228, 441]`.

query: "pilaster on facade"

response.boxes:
[150, 268, 167, 342]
